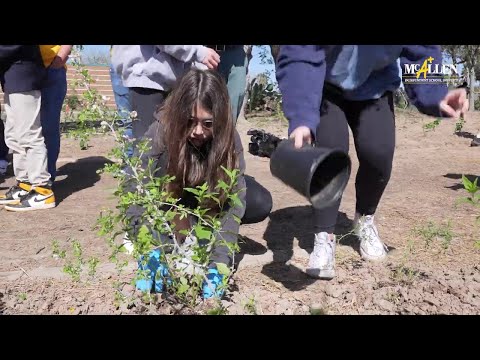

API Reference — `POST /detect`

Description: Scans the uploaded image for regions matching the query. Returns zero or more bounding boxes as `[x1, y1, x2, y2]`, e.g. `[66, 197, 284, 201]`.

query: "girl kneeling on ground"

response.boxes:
[125, 68, 272, 299]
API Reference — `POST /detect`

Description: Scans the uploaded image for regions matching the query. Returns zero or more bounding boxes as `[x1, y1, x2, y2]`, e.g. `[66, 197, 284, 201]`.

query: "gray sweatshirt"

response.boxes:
[111, 45, 210, 92]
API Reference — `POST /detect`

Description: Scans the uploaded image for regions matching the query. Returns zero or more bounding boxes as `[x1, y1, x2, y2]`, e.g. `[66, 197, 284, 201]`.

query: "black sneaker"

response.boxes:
[0, 182, 32, 205]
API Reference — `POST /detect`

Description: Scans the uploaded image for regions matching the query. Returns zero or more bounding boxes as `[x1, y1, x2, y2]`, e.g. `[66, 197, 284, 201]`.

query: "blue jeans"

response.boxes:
[217, 46, 248, 123]
[110, 64, 133, 157]
[41, 67, 68, 181]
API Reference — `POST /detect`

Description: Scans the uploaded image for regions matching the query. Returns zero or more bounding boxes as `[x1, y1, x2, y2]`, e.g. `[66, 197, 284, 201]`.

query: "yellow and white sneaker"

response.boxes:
[0, 182, 32, 205]
[5, 185, 56, 212]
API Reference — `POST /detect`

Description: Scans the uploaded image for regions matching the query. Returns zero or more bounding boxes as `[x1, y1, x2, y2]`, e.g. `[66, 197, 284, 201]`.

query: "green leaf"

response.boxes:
[178, 283, 189, 294]
[230, 194, 243, 207]
[216, 180, 230, 192]
[184, 187, 201, 196]
[462, 175, 477, 193]
[216, 263, 230, 276]
[220, 166, 236, 181]
[194, 223, 212, 240]
[199, 182, 209, 192]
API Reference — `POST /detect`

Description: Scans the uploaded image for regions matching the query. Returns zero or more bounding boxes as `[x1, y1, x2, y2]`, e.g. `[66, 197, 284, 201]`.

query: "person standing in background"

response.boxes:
[111, 45, 220, 146]
[0, 45, 56, 211]
[206, 45, 249, 124]
[39, 45, 73, 182]
[109, 45, 133, 157]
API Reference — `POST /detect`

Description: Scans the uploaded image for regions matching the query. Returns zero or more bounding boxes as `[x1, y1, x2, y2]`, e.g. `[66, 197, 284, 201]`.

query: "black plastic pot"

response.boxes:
[270, 139, 351, 209]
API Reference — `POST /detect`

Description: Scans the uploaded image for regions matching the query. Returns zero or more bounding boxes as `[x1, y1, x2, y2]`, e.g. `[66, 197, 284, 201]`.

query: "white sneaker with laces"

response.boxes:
[306, 232, 336, 280]
[354, 214, 388, 261]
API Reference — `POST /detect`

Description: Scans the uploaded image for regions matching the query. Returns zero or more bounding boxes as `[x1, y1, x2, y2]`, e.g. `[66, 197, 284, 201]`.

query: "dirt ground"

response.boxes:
[1, 110, 479, 315]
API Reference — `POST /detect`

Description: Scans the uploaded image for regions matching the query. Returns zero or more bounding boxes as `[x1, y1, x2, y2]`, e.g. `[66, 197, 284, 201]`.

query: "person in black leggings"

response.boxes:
[315, 88, 395, 238]
[277, 45, 469, 280]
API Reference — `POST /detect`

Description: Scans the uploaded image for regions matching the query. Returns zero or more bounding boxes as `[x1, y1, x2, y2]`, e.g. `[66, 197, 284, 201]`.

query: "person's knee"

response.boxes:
[358, 145, 394, 180]
[256, 184, 273, 220]
[23, 138, 47, 150]
[4, 136, 19, 152]
[243, 176, 272, 224]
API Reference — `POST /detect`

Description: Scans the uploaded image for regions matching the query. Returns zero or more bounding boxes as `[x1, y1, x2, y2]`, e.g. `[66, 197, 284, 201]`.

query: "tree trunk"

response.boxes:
[470, 67, 476, 111]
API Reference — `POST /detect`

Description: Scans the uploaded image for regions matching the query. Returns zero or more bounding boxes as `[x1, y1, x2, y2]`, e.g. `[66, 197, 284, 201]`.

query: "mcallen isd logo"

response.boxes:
[403, 56, 460, 84]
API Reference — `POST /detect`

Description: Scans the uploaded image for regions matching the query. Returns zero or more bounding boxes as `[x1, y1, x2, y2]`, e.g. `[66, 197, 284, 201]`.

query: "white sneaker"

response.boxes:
[0, 159, 8, 176]
[122, 233, 134, 254]
[354, 214, 388, 261]
[306, 232, 336, 280]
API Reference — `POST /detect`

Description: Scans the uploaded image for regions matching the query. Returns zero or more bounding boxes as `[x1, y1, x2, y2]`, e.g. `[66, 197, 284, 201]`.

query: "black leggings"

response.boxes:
[129, 87, 166, 141]
[314, 90, 395, 234]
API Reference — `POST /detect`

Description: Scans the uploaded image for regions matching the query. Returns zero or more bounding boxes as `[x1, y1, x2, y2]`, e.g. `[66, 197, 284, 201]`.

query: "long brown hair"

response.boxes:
[159, 68, 238, 208]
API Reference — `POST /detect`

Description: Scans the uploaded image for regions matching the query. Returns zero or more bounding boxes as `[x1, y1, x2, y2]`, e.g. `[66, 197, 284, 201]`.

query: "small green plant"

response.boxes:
[52, 240, 66, 259]
[62, 240, 84, 282]
[96, 119, 243, 310]
[459, 175, 480, 208]
[114, 290, 126, 309]
[413, 220, 453, 250]
[309, 307, 328, 315]
[422, 118, 441, 132]
[111, 281, 133, 310]
[206, 302, 228, 315]
[405, 237, 416, 255]
[87, 257, 100, 277]
[458, 175, 480, 248]
[391, 264, 419, 285]
[54, 239, 103, 282]
[243, 296, 258, 315]
[17, 293, 27, 302]
[391, 235, 419, 285]
[454, 115, 466, 133]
